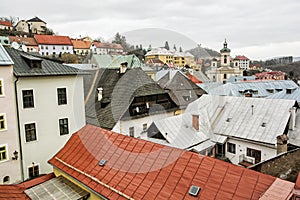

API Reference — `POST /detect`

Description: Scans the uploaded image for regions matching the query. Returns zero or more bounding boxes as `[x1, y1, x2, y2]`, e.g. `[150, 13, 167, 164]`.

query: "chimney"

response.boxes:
[289, 107, 296, 130]
[97, 88, 103, 101]
[192, 115, 199, 131]
[276, 134, 288, 154]
[120, 62, 128, 73]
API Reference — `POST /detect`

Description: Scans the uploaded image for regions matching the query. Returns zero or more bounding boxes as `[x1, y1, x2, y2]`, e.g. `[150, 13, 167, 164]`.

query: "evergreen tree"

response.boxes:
[164, 41, 170, 50]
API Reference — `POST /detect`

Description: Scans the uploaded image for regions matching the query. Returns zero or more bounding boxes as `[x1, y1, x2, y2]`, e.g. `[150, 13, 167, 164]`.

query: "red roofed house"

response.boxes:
[255, 71, 286, 80]
[9, 36, 39, 53]
[91, 41, 124, 55]
[34, 34, 73, 57]
[48, 124, 295, 200]
[0, 21, 13, 31]
[71, 39, 91, 55]
[235, 55, 250, 70]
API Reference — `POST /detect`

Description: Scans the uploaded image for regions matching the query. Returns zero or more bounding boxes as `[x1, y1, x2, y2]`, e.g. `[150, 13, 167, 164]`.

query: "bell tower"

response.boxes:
[220, 39, 231, 67]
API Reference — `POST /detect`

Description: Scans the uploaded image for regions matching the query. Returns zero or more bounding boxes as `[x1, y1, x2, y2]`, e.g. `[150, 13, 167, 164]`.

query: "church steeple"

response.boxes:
[224, 39, 228, 48]
[220, 39, 231, 53]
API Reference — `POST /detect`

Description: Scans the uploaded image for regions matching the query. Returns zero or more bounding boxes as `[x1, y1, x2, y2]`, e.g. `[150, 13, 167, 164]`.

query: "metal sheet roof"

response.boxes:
[25, 176, 89, 200]
[267, 87, 300, 102]
[0, 44, 13, 65]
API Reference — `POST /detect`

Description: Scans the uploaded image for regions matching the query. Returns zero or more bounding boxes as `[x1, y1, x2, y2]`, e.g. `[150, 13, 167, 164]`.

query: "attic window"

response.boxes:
[266, 89, 274, 93]
[286, 89, 292, 94]
[261, 122, 266, 127]
[21, 54, 42, 69]
[189, 185, 201, 197]
[226, 118, 232, 122]
[98, 159, 107, 166]
[275, 88, 283, 92]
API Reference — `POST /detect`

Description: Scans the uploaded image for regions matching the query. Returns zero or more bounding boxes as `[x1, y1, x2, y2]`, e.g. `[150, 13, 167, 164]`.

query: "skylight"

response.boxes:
[189, 185, 201, 197]
[98, 159, 107, 166]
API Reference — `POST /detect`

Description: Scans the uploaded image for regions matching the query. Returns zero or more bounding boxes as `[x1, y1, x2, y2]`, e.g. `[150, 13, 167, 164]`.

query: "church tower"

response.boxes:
[220, 39, 231, 67]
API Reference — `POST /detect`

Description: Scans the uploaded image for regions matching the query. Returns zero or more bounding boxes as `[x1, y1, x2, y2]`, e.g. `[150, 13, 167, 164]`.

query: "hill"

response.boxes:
[187, 45, 220, 59]
[267, 61, 300, 79]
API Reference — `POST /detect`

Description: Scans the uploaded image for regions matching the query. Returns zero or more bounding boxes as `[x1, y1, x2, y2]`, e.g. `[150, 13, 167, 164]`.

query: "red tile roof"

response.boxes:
[49, 124, 294, 200]
[8, 36, 38, 46]
[34, 35, 72, 45]
[0, 21, 12, 27]
[235, 55, 249, 60]
[92, 41, 123, 50]
[187, 73, 202, 84]
[71, 39, 91, 49]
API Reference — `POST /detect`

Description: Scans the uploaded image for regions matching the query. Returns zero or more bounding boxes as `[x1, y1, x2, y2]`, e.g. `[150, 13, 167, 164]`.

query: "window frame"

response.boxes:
[227, 142, 236, 154]
[59, 118, 69, 135]
[0, 79, 4, 96]
[28, 164, 39, 179]
[0, 114, 7, 131]
[57, 88, 67, 105]
[0, 145, 8, 162]
[22, 89, 34, 109]
[129, 127, 134, 137]
[24, 123, 37, 142]
[142, 123, 147, 132]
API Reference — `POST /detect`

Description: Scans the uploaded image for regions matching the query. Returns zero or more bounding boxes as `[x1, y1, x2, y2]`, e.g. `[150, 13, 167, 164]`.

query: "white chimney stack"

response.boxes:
[97, 88, 103, 101]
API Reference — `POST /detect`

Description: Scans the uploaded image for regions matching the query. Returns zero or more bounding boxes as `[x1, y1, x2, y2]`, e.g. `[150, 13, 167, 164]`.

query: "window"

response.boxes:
[0, 114, 6, 130]
[22, 90, 34, 108]
[224, 55, 227, 64]
[57, 88, 67, 105]
[45, 46, 48, 50]
[59, 118, 69, 135]
[66, 46, 69, 50]
[62, 46, 64, 50]
[3, 176, 10, 184]
[0, 146, 7, 161]
[0, 79, 3, 96]
[53, 46, 55, 50]
[224, 73, 227, 79]
[227, 142, 236, 154]
[143, 123, 147, 131]
[25, 123, 37, 142]
[41, 46, 44, 50]
[129, 127, 134, 137]
[28, 165, 39, 179]
[246, 148, 261, 163]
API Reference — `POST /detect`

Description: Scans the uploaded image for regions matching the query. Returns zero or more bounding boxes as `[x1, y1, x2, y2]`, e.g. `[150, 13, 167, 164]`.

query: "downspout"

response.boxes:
[14, 76, 24, 181]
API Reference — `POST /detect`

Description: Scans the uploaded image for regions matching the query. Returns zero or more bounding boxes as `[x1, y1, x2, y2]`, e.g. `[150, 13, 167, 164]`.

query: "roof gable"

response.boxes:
[49, 124, 293, 199]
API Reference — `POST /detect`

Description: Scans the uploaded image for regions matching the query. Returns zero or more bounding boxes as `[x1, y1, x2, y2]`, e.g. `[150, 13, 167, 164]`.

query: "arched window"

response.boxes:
[3, 176, 10, 184]
[224, 55, 227, 64]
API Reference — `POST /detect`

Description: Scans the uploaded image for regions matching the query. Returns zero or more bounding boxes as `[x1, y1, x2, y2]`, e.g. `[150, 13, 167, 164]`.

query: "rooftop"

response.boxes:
[92, 42, 123, 49]
[49, 124, 294, 200]
[0, 44, 14, 65]
[0, 21, 12, 27]
[71, 39, 91, 49]
[26, 16, 46, 24]
[34, 35, 72, 45]
[9, 36, 38, 46]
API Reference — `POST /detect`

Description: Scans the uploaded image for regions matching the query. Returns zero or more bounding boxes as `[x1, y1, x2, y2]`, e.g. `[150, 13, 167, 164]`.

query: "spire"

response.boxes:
[220, 39, 231, 53]
[224, 39, 228, 48]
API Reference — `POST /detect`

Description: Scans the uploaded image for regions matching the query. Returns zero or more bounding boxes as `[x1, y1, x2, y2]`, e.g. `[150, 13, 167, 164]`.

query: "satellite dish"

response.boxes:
[11, 42, 20, 50]
[22, 44, 27, 52]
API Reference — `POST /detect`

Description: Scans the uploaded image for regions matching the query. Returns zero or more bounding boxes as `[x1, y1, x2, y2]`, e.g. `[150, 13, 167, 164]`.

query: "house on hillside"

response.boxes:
[90, 42, 123, 55]
[4, 46, 86, 180]
[15, 17, 47, 34]
[147, 94, 299, 167]
[47, 124, 296, 200]
[71, 39, 91, 55]
[206, 40, 244, 83]
[9, 36, 38, 53]
[83, 65, 178, 137]
[0, 21, 13, 31]
[34, 34, 73, 56]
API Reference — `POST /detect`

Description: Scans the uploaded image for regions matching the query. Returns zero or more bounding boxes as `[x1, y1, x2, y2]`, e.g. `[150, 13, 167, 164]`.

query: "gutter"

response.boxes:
[14, 76, 25, 181]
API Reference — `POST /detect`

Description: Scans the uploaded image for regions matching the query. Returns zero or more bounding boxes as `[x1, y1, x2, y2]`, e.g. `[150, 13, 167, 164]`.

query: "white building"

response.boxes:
[5, 47, 85, 180]
[235, 55, 250, 70]
[0, 44, 21, 184]
[34, 35, 73, 57]
[206, 40, 244, 83]
[90, 42, 124, 55]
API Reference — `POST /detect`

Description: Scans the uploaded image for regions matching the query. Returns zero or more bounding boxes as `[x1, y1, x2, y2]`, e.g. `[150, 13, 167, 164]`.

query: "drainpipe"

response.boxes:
[14, 76, 24, 181]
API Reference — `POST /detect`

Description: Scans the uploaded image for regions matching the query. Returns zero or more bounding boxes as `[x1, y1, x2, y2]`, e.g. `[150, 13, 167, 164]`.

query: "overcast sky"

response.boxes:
[3, 0, 300, 60]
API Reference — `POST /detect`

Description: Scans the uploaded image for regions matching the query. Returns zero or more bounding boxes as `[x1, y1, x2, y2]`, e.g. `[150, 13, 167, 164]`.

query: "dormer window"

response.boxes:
[21, 54, 42, 69]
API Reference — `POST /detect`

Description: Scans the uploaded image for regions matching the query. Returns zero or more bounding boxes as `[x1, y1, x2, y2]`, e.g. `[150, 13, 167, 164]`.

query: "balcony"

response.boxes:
[238, 154, 255, 167]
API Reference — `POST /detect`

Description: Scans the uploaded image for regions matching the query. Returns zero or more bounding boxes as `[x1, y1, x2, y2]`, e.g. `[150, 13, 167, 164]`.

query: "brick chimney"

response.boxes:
[276, 134, 288, 154]
[192, 115, 199, 131]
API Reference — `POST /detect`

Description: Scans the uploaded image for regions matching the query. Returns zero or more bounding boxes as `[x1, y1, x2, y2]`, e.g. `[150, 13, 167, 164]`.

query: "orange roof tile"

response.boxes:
[8, 36, 38, 46]
[71, 39, 91, 49]
[235, 55, 249, 60]
[92, 41, 123, 49]
[34, 34, 72, 45]
[0, 21, 12, 27]
[187, 73, 202, 84]
[0, 185, 29, 200]
[49, 124, 294, 200]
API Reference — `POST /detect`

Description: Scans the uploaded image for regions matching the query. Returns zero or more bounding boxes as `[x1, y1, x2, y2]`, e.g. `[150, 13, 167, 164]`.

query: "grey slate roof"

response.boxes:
[84, 67, 170, 129]
[190, 70, 210, 83]
[5, 47, 82, 77]
[148, 94, 298, 152]
[156, 69, 205, 108]
[208, 80, 298, 97]
[226, 75, 256, 83]
[267, 87, 300, 102]
[0, 44, 13, 65]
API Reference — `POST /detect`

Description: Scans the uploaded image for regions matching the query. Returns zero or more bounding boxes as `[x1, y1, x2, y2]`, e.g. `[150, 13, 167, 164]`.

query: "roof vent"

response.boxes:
[189, 185, 201, 197]
[98, 159, 107, 166]
[261, 122, 266, 127]
[226, 117, 232, 122]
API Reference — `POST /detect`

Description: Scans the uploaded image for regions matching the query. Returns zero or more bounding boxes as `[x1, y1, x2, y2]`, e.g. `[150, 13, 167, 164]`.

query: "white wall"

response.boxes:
[38, 45, 73, 56]
[16, 75, 85, 180]
[0, 65, 21, 184]
[112, 112, 174, 138]
[225, 138, 277, 165]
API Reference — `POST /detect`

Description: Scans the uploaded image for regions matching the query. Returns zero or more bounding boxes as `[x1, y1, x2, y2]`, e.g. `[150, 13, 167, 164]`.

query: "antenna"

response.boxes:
[21, 44, 28, 52]
[11, 42, 20, 50]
